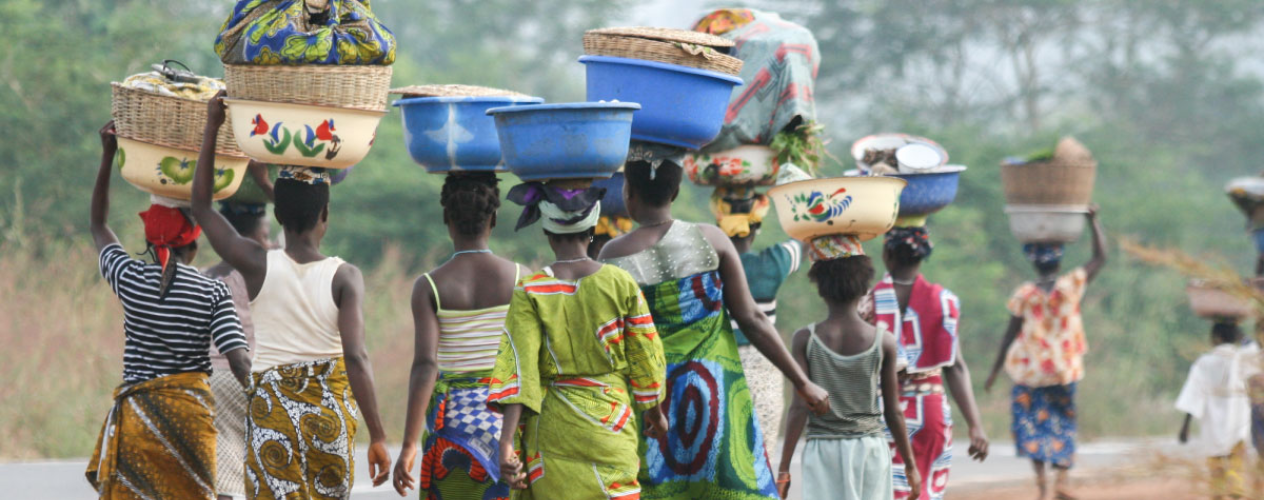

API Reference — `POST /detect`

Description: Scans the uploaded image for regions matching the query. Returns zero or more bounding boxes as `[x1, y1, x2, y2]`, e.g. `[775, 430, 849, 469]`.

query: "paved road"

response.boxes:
[0, 439, 1183, 499]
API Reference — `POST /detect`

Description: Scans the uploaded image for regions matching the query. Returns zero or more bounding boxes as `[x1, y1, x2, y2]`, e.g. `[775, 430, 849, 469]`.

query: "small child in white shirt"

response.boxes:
[1176, 321, 1259, 499]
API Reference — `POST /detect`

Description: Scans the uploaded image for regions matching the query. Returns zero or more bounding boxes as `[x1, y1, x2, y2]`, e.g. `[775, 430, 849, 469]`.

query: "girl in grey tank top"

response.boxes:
[777, 253, 921, 500]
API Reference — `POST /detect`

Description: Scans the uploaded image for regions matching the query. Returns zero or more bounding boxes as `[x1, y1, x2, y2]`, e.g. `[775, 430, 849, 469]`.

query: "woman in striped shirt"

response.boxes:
[86, 121, 251, 500]
[392, 173, 521, 498]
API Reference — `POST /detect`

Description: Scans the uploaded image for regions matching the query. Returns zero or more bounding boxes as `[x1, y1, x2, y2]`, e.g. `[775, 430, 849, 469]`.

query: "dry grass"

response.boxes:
[0, 240, 422, 460]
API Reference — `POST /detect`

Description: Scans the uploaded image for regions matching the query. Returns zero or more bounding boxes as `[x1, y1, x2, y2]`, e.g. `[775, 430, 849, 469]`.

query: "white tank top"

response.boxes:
[250, 250, 345, 371]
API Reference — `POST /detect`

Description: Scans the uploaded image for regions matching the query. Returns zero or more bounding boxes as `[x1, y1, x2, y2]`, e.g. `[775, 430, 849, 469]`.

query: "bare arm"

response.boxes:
[332, 264, 390, 486]
[700, 225, 829, 415]
[248, 161, 275, 203]
[497, 404, 527, 489]
[777, 328, 813, 498]
[883, 332, 921, 499]
[1083, 206, 1107, 283]
[985, 316, 1023, 392]
[393, 277, 442, 495]
[90, 121, 120, 251]
[1178, 413, 1191, 444]
[191, 92, 267, 294]
[224, 348, 252, 389]
[944, 354, 988, 460]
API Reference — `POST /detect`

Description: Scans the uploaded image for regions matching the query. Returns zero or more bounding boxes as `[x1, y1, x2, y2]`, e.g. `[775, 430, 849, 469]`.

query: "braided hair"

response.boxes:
[441, 173, 500, 236]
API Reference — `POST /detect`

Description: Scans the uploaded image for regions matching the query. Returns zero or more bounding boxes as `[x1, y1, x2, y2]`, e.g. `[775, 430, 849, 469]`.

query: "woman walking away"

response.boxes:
[392, 173, 516, 499]
[1177, 321, 1257, 499]
[711, 187, 804, 454]
[193, 93, 392, 499]
[777, 237, 919, 500]
[202, 165, 272, 500]
[860, 226, 989, 500]
[489, 181, 669, 499]
[600, 160, 830, 500]
[86, 121, 252, 499]
[985, 207, 1107, 500]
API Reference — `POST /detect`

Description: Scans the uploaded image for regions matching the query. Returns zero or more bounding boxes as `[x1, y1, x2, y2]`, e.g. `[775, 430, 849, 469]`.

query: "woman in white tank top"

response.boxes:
[192, 97, 392, 500]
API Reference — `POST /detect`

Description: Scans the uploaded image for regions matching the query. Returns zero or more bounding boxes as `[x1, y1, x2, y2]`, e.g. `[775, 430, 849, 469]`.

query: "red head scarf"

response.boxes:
[137, 204, 201, 272]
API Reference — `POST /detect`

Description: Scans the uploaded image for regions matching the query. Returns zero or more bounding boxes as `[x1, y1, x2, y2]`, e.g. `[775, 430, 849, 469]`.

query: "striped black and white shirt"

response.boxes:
[99, 244, 248, 383]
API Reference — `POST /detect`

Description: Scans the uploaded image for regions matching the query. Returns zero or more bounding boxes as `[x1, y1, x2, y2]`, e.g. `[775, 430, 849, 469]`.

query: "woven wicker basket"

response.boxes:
[583, 27, 742, 75]
[224, 64, 393, 111]
[1000, 158, 1097, 206]
[110, 84, 243, 157]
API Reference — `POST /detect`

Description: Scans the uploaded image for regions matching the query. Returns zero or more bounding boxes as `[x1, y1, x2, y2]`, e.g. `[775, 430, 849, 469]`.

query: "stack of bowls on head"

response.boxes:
[768, 175, 907, 244]
[220, 63, 392, 171]
[1225, 176, 1264, 253]
[579, 27, 744, 151]
[851, 134, 963, 227]
[1000, 137, 1097, 243]
[389, 85, 543, 175]
[110, 62, 250, 200]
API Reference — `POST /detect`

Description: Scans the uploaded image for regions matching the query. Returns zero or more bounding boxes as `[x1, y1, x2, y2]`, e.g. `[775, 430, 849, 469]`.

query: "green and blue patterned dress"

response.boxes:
[605, 221, 780, 500]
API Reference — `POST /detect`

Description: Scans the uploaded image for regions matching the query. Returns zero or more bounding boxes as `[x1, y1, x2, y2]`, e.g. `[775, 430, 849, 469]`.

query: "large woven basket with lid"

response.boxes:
[110, 84, 244, 157]
[224, 64, 393, 111]
[583, 27, 743, 76]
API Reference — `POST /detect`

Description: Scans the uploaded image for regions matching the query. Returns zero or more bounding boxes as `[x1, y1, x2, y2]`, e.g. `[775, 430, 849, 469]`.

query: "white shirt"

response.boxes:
[1175, 342, 1261, 457]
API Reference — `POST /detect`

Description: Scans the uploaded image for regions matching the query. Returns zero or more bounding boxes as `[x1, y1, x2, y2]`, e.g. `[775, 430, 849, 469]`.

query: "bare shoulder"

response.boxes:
[598, 232, 637, 260]
[881, 328, 899, 353]
[333, 261, 364, 289]
[791, 326, 812, 351]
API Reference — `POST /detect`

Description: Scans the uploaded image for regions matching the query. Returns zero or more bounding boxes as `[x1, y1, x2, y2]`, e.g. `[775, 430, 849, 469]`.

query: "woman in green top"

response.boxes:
[600, 161, 830, 500]
[489, 182, 669, 500]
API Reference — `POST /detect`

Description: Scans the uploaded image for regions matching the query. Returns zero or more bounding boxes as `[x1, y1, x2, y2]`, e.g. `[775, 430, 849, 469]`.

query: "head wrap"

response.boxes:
[884, 226, 933, 261]
[594, 216, 633, 238]
[507, 182, 606, 234]
[1023, 243, 1065, 266]
[709, 186, 770, 238]
[277, 165, 331, 185]
[627, 141, 687, 180]
[807, 234, 864, 262]
[138, 204, 201, 272]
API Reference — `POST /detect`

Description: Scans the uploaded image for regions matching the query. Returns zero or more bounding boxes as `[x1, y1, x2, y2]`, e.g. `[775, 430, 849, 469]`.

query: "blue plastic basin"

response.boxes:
[593, 172, 628, 217]
[395, 96, 544, 173]
[890, 166, 966, 216]
[487, 102, 640, 181]
[579, 55, 742, 150]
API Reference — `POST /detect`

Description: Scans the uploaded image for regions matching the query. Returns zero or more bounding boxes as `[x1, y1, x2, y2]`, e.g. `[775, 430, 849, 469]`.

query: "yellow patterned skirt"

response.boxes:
[85, 371, 218, 500]
[246, 357, 358, 499]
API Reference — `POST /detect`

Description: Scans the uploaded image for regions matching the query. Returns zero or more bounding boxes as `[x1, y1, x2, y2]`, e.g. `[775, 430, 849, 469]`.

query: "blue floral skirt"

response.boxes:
[1011, 383, 1077, 468]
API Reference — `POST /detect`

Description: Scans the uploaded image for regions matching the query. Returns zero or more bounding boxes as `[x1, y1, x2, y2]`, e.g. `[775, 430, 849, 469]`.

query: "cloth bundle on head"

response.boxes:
[627, 141, 687, 180]
[884, 226, 934, 261]
[807, 234, 864, 262]
[594, 216, 633, 238]
[1023, 243, 1064, 266]
[507, 182, 606, 234]
[277, 165, 331, 185]
[693, 9, 819, 153]
[138, 204, 201, 273]
[709, 186, 769, 238]
[214, 0, 396, 65]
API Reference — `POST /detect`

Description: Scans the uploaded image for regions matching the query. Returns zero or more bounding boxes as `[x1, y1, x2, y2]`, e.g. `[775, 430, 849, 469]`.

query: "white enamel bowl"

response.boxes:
[223, 98, 386, 169]
[117, 137, 248, 200]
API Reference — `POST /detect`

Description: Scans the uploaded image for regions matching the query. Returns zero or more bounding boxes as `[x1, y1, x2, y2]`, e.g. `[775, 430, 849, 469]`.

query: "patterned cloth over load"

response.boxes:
[486, 265, 667, 500]
[603, 221, 780, 500]
[86, 372, 218, 500]
[693, 9, 820, 153]
[246, 357, 358, 499]
[215, 0, 396, 65]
